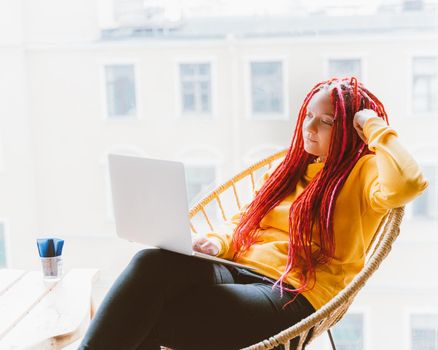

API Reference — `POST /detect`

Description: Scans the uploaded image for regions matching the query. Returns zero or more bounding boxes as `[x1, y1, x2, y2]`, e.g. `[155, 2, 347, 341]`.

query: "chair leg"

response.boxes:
[327, 329, 337, 350]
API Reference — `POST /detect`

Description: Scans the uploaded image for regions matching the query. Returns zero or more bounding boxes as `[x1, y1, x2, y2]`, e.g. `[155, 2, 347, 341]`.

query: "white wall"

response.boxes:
[0, 45, 37, 268]
[0, 0, 24, 46]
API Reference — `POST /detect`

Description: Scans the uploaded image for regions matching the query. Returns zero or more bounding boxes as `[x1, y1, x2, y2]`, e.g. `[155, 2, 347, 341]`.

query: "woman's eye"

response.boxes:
[305, 113, 333, 126]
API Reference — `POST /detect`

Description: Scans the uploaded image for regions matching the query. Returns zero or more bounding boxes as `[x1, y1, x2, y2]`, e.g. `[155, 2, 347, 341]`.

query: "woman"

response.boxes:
[79, 77, 428, 350]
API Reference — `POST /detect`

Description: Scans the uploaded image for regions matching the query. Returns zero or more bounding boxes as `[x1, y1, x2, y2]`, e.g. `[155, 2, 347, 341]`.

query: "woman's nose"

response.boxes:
[305, 117, 318, 133]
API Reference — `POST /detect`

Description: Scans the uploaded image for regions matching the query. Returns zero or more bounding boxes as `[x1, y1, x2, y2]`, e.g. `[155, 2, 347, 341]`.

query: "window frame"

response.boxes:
[184, 161, 219, 204]
[407, 53, 438, 119]
[404, 149, 438, 222]
[174, 146, 223, 217]
[404, 308, 438, 350]
[99, 59, 142, 121]
[323, 53, 367, 84]
[173, 56, 219, 120]
[328, 308, 370, 350]
[244, 55, 290, 121]
[411, 162, 437, 220]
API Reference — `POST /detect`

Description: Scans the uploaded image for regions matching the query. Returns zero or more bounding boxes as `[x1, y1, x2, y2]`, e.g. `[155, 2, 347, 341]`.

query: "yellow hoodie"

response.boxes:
[205, 116, 429, 310]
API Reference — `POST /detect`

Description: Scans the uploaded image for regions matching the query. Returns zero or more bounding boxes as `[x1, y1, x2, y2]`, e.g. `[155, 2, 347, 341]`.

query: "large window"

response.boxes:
[179, 63, 212, 116]
[244, 145, 284, 166]
[250, 61, 285, 119]
[0, 137, 3, 173]
[0, 222, 6, 268]
[411, 314, 438, 350]
[328, 58, 362, 80]
[331, 313, 364, 350]
[411, 164, 437, 219]
[412, 57, 438, 114]
[104, 64, 137, 119]
[185, 164, 218, 224]
[244, 145, 284, 198]
[185, 164, 216, 205]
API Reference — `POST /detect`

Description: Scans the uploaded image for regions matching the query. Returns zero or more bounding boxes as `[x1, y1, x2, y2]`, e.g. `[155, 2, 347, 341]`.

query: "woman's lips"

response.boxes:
[305, 137, 317, 142]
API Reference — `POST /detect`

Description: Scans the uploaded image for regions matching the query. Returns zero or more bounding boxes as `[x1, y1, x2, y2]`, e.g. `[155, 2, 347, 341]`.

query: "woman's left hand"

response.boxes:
[353, 109, 378, 144]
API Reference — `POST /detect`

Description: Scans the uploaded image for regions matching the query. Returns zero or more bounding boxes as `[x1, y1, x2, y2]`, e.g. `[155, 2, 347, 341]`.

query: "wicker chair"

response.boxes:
[163, 149, 405, 350]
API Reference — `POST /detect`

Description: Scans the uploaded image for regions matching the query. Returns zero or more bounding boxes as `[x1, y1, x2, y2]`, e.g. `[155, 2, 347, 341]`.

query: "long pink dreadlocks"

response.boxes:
[231, 77, 389, 306]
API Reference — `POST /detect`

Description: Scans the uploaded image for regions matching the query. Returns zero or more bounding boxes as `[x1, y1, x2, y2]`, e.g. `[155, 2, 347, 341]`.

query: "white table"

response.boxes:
[0, 268, 99, 349]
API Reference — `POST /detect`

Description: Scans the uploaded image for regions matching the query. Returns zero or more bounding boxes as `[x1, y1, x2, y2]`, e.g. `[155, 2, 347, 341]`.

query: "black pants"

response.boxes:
[78, 249, 315, 350]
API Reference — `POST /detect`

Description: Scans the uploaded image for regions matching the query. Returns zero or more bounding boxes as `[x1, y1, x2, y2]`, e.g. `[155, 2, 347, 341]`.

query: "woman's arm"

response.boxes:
[354, 109, 429, 212]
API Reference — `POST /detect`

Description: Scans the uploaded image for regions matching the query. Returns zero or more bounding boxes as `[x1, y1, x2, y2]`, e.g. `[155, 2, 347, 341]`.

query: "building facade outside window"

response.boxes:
[328, 58, 362, 80]
[412, 57, 437, 114]
[331, 313, 365, 350]
[179, 63, 212, 116]
[184, 163, 218, 228]
[410, 314, 438, 350]
[250, 61, 286, 119]
[104, 64, 137, 119]
[185, 164, 217, 206]
[0, 136, 4, 173]
[244, 145, 285, 196]
[410, 164, 437, 219]
[0, 222, 6, 268]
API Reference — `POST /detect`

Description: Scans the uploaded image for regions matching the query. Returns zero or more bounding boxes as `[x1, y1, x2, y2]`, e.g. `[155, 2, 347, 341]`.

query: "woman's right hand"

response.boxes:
[353, 109, 378, 144]
[192, 235, 221, 256]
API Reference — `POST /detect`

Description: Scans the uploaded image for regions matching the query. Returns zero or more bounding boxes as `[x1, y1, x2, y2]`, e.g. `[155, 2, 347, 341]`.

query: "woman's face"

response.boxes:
[302, 89, 335, 161]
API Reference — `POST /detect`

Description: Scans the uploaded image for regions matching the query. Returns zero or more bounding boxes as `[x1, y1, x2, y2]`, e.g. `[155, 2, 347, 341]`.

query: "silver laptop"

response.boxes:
[108, 153, 254, 270]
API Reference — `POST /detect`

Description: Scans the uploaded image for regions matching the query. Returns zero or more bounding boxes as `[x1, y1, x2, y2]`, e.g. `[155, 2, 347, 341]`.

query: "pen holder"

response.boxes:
[40, 255, 63, 280]
[36, 237, 64, 280]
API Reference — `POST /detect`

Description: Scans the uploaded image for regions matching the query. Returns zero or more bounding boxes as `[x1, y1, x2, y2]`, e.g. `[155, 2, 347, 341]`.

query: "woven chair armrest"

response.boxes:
[189, 149, 287, 219]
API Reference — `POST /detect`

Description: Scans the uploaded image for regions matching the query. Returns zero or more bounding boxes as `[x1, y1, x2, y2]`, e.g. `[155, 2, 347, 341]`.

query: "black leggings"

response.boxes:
[78, 249, 315, 350]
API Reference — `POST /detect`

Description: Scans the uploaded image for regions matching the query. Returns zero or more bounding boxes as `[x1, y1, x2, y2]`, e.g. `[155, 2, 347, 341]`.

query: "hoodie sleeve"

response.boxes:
[361, 116, 429, 212]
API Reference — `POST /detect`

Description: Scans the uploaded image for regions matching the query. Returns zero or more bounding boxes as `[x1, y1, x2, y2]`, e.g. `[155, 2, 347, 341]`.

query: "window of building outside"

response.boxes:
[331, 313, 364, 350]
[0, 222, 6, 268]
[250, 61, 284, 119]
[328, 58, 362, 80]
[244, 145, 284, 193]
[411, 314, 438, 350]
[104, 64, 137, 119]
[0, 137, 4, 173]
[105, 165, 116, 222]
[411, 164, 437, 219]
[412, 57, 437, 114]
[244, 146, 284, 165]
[179, 63, 212, 116]
[185, 164, 216, 204]
[185, 164, 217, 221]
